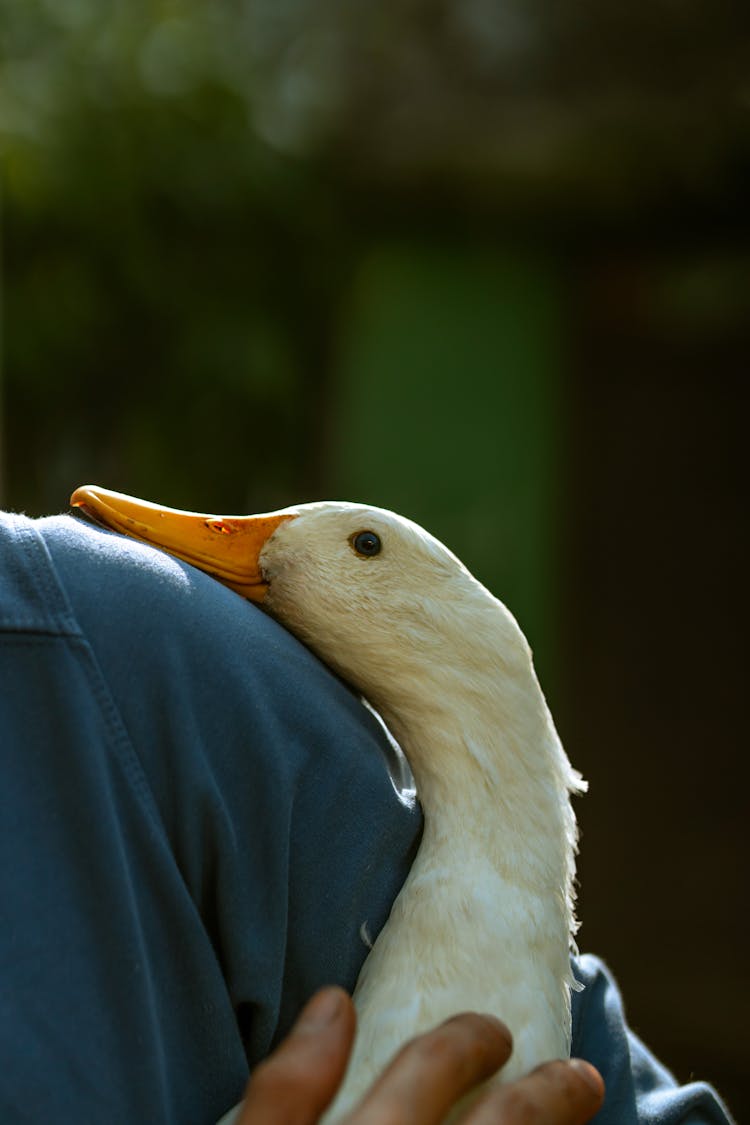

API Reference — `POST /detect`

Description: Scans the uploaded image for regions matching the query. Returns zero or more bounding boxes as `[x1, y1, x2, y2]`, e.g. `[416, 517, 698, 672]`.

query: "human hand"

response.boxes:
[233, 987, 605, 1124]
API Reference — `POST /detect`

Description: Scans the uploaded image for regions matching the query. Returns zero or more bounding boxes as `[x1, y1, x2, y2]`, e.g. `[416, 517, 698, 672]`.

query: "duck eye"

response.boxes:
[351, 530, 382, 558]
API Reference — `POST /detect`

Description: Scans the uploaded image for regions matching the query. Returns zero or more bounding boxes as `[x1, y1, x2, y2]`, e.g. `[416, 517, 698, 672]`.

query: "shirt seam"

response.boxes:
[4, 514, 168, 839]
[1, 514, 81, 636]
[66, 633, 167, 835]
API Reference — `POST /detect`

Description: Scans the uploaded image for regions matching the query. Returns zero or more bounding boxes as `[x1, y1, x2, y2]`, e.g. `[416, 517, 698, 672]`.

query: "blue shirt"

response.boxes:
[0, 512, 733, 1124]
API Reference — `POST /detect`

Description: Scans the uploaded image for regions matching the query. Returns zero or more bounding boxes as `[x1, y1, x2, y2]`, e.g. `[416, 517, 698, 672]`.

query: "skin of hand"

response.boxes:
[237, 987, 605, 1125]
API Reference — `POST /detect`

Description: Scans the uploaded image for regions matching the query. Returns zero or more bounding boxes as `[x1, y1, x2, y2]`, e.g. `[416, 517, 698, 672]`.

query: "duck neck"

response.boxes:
[372, 656, 578, 897]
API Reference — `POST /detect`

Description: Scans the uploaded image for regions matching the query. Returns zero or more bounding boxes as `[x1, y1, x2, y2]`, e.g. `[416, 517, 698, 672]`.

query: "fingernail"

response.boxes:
[298, 987, 346, 1029]
[569, 1058, 605, 1097]
[478, 1014, 513, 1049]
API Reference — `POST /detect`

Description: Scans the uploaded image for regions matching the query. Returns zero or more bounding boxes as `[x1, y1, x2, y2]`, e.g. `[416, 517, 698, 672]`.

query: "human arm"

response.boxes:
[570, 955, 734, 1125]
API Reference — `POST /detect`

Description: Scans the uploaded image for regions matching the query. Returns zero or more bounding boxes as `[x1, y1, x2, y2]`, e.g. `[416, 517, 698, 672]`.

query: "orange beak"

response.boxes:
[70, 485, 294, 601]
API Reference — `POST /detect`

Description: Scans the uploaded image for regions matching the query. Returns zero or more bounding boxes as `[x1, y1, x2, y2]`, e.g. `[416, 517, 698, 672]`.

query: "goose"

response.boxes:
[70, 485, 587, 1122]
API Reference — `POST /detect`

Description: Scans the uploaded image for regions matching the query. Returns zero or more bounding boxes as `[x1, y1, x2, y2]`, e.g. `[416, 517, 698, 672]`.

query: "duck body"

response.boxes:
[69, 489, 585, 1120]
[332, 703, 577, 1113]
[244, 502, 585, 1117]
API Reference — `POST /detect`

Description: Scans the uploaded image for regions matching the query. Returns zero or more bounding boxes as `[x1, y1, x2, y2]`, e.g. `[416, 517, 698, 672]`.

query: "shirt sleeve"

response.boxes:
[571, 955, 734, 1125]
[0, 512, 422, 1125]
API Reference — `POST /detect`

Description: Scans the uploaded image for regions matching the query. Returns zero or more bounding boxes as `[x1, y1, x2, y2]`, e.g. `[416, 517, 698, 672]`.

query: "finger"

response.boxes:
[460, 1058, 605, 1125]
[346, 1013, 513, 1125]
[238, 987, 356, 1125]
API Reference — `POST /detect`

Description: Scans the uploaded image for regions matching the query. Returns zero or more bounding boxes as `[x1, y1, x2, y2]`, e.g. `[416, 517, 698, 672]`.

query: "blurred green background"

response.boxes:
[1, 1, 747, 1117]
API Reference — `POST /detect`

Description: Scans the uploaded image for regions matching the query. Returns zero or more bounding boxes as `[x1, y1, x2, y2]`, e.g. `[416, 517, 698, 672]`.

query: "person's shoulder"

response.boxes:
[37, 511, 293, 661]
[39, 511, 234, 623]
[36, 512, 379, 742]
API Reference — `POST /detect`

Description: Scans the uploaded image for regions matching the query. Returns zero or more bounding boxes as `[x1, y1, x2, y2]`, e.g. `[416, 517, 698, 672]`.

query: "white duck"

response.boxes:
[70, 486, 586, 1121]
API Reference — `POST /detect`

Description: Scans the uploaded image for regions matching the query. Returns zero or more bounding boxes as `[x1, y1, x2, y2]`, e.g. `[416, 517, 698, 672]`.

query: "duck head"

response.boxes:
[70, 486, 532, 739]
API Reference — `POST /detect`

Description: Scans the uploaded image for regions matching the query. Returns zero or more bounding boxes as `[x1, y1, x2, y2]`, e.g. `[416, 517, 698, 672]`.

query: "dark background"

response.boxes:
[1, 1, 747, 1116]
